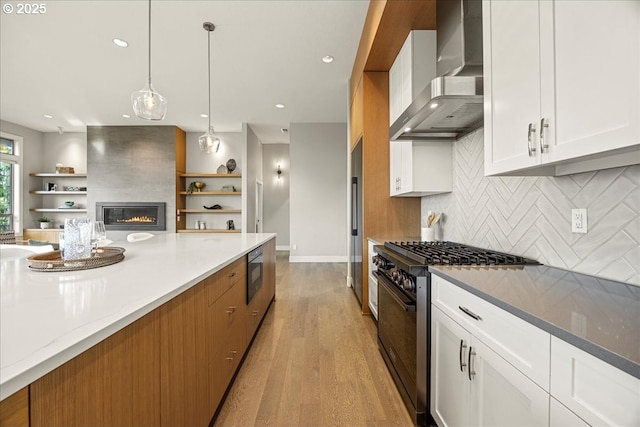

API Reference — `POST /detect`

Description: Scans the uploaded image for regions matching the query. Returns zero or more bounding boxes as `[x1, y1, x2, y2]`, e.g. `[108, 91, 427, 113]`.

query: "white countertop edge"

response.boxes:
[0, 233, 275, 401]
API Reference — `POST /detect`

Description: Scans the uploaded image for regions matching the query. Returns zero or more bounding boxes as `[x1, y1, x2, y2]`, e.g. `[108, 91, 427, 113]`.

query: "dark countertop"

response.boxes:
[431, 265, 640, 379]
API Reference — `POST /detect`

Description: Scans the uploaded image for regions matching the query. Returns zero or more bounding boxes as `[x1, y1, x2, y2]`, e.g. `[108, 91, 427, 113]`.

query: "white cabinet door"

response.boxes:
[541, 1, 640, 164]
[549, 397, 590, 427]
[389, 141, 405, 196]
[483, 0, 542, 175]
[470, 337, 549, 427]
[550, 337, 640, 427]
[431, 306, 471, 427]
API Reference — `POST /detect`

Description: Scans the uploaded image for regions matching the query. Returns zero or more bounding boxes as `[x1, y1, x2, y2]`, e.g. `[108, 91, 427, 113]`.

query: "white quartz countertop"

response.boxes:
[0, 232, 275, 400]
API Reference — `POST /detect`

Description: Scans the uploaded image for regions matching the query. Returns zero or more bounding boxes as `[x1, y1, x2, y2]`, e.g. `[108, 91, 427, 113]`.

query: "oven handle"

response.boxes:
[375, 271, 416, 312]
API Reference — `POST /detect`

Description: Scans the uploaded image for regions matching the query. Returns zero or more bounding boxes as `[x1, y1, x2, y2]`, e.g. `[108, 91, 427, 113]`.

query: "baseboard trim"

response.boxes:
[289, 255, 348, 263]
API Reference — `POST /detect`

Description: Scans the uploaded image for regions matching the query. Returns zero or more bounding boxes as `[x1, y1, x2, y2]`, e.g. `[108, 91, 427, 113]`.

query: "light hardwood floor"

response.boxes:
[214, 252, 414, 426]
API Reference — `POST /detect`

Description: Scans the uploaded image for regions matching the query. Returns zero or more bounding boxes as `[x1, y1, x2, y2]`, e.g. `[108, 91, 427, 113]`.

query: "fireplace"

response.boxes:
[97, 202, 166, 231]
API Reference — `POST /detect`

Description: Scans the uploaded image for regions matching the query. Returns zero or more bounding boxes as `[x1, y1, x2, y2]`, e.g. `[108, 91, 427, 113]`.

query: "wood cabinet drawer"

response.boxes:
[209, 321, 247, 415]
[550, 336, 640, 427]
[432, 274, 551, 390]
[207, 256, 247, 305]
[210, 278, 246, 354]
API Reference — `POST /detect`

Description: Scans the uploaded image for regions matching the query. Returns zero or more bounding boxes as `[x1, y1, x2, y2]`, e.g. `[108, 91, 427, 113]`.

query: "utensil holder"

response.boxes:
[422, 227, 435, 242]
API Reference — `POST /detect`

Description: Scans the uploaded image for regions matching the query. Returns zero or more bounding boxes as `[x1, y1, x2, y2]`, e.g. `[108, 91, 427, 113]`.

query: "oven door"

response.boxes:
[376, 271, 418, 412]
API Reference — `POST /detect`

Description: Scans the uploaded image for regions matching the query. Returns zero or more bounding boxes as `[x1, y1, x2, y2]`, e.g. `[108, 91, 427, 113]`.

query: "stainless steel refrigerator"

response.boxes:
[350, 138, 363, 305]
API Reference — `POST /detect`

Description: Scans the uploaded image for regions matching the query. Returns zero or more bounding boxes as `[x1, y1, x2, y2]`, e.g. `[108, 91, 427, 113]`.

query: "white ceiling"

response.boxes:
[0, 0, 368, 144]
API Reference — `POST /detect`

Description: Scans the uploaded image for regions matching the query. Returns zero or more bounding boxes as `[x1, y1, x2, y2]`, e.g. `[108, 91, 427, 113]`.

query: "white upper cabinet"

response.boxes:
[389, 31, 452, 197]
[483, 0, 640, 176]
[389, 31, 436, 123]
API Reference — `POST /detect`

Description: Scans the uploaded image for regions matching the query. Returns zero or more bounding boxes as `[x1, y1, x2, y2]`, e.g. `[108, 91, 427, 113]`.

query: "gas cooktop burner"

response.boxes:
[383, 241, 539, 266]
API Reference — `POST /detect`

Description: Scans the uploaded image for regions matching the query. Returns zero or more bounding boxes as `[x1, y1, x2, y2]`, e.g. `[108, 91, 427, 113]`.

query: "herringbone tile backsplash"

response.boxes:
[422, 130, 640, 285]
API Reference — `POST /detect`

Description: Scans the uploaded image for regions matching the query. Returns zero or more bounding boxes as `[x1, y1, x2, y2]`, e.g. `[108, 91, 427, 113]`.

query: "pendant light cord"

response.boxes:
[207, 28, 211, 130]
[147, 0, 152, 84]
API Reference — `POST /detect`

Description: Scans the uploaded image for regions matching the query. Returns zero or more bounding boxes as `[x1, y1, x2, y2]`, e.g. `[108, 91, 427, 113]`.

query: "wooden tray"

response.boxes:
[27, 247, 125, 272]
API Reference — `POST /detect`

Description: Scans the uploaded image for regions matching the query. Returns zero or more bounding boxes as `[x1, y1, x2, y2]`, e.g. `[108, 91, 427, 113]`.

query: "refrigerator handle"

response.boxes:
[351, 177, 358, 236]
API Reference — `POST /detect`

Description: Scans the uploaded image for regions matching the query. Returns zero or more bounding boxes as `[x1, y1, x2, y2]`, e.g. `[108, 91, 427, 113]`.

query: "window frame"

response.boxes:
[0, 132, 23, 233]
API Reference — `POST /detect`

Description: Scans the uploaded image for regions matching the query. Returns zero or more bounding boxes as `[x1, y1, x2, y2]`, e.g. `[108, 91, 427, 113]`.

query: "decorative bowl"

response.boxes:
[64, 201, 75, 207]
[194, 182, 205, 191]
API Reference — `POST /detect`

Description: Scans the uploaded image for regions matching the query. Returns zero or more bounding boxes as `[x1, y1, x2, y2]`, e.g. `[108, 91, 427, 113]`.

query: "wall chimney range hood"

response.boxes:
[390, 0, 483, 142]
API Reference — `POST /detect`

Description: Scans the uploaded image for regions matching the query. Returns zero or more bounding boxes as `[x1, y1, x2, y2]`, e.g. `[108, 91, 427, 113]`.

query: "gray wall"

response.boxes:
[263, 144, 290, 248]
[422, 129, 640, 285]
[290, 123, 347, 262]
[87, 126, 178, 241]
[246, 125, 263, 233]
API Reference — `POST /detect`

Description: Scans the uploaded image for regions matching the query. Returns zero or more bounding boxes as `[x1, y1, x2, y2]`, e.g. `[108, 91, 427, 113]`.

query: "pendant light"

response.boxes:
[131, 0, 167, 120]
[199, 22, 220, 153]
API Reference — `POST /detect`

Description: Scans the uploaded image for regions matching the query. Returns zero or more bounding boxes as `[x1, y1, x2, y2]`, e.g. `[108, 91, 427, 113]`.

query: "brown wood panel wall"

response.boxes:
[175, 127, 187, 231]
[30, 311, 161, 427]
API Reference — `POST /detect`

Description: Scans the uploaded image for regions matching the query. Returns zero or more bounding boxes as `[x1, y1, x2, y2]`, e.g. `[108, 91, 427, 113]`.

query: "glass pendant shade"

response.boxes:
[131, 78, 168, 120]
[198, 126, 220, 153]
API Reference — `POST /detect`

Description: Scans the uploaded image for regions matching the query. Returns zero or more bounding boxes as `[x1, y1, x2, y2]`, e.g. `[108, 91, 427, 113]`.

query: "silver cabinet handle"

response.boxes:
[539, 117, 549, 153]
[252, 309, 259, 317]
[527, 123, 537, 157]
[226, 306, 237, 315]
[459, 306, 482, 321]
[468, 347, 476, 380]
[459, 339, 468, 372]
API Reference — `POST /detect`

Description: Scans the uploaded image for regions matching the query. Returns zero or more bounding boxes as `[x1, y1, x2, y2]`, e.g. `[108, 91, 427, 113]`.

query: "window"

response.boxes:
[0, 134, 22, 232]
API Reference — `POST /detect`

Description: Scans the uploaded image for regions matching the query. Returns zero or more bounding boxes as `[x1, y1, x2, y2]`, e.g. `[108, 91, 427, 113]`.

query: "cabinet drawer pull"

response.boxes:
[458, 306, 482, 321]
[459, 340, 468, 372]
[226, 306, 237, 314]
[252, 310, 259, 316]
[527, 123, 537, 157]
[539, 117, 549, 153]
[228, 272, 236, 278]
[226, 350, 238, 362]
[468, 347, 476, 380]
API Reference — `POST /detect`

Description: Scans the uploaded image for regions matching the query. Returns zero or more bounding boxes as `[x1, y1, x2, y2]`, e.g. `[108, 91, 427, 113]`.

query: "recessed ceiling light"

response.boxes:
[200, 114, 208, 118]
[430, 103, 439, 109]
[404, 127, 412, 132]
[43, 114, 53, 119]
[122, 114, 131, 119]
[322, 55, 334, 63]
[275, 103, 285, 109]
[113, 38, 129, 48]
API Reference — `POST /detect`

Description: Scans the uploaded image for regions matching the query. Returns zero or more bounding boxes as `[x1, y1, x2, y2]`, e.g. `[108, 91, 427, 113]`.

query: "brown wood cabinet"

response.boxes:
[13, 238, 276, 427]
[30, 311, 161, 427]
[160, 282, 210, 427]
[0, 387, 29, 427]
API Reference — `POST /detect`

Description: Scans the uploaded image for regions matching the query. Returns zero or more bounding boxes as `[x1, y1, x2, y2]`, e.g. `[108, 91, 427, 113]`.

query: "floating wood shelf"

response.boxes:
[29, 173, 87, 178]
[176, 229, 242, 233]
[29, 191, 87, 195]
[29, 208, 88, 213]
[179, 173, 241, 178]
[179, 209, 241, 214]
[179, 191, 241, 196]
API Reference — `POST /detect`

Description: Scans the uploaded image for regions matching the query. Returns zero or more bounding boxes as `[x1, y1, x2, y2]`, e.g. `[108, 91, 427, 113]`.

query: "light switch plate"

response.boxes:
[571, 209, 587, 233]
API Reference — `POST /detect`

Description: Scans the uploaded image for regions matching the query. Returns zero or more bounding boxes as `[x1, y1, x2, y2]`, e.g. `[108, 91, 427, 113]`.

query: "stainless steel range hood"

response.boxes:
[390, 0, 483, 141]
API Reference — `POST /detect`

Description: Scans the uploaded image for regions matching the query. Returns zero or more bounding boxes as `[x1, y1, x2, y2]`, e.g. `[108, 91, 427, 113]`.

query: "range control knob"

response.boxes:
[402, 276, 415, 292]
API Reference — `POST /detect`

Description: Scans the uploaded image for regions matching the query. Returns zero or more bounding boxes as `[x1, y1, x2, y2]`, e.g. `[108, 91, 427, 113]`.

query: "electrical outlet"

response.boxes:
[292, 244, 297, 250]
[571, 209, 588, 233]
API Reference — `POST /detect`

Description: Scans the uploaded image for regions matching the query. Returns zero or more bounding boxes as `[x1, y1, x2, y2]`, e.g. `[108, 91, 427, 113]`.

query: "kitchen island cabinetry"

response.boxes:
[30, 310, 161, 427]
[160, 283, 210, 427]
[0, 387, 28, 427]
[483, 0, 640, 176]
[2, 234, 276, 427]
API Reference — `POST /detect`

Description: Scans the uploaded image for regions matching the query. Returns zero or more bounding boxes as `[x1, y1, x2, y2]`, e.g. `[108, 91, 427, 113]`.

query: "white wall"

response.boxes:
[289, 123, 347, 262]
[262, 144, 290, 248]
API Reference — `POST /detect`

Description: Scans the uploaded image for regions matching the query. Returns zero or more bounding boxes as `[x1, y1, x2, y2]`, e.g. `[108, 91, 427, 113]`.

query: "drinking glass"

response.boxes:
[91, 220, 106, 255]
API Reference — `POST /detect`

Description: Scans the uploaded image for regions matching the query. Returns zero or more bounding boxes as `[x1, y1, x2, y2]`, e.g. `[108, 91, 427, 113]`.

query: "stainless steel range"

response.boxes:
[373, 241, 539, 426]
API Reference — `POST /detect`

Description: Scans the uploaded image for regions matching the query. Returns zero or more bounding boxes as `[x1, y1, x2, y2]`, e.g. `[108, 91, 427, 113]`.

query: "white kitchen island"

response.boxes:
[0, 232, 275, 406]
